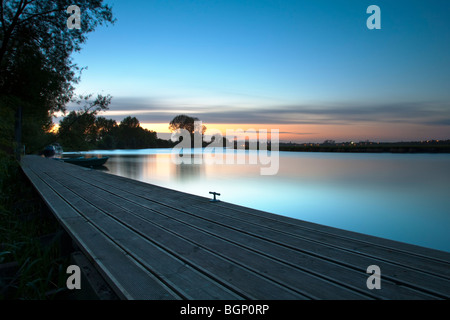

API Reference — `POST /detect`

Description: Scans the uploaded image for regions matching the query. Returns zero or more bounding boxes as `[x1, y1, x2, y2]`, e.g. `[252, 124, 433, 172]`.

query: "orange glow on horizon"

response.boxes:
[48, 120, 450, 143]
[141, 122, 342, 142]
[141, 122, 450, 143]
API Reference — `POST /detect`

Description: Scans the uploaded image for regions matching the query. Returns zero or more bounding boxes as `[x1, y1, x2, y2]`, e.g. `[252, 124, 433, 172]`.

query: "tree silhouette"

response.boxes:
[0, 0, 115, 155]
[58, 110, 98, 151]
[169, 114, 206, 135]
[120, 116, 141, 129]
[112, 116, 157, 149]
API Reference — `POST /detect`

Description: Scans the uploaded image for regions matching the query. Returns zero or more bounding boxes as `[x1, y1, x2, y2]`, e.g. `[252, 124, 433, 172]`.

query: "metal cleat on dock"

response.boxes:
[209, 191, 221, 202]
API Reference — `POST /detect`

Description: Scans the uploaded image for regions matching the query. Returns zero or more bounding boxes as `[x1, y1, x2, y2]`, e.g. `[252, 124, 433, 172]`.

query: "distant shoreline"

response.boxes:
[257, 139, 450, 153]
[277, 144, 450, 154]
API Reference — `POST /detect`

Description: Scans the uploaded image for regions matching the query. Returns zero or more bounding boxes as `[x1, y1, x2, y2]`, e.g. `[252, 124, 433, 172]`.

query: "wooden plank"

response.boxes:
[20, 164, 182, 300]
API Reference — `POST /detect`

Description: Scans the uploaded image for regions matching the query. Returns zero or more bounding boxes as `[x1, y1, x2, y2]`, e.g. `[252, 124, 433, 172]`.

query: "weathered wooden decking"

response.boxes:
[21, 155, 450, 300]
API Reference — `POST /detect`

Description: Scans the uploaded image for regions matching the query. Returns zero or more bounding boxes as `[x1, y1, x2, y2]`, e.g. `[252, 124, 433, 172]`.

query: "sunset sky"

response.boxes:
[67, 0, 450, 142]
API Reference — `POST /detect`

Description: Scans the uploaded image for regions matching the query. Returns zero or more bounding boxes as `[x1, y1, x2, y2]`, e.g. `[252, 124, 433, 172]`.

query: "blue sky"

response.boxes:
[69, 0, 450, 142]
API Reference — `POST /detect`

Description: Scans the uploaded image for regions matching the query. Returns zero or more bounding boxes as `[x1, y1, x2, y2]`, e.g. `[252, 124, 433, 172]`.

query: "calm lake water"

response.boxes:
[77, 149, 450, 252]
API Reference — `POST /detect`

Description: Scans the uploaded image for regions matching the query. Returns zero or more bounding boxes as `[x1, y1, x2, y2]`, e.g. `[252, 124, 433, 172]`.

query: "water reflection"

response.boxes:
[172, 155, 205, 182]
[106, 155, 146, 181]
[81, 149, 450, 252]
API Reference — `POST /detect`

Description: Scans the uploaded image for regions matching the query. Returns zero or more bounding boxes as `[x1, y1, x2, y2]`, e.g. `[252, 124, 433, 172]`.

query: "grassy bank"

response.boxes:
[0, 153, 70, 299]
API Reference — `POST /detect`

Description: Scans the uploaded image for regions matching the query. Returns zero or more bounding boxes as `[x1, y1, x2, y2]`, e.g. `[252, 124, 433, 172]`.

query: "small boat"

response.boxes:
[43, 143, 64, 158]
[44, 144, 108, 167]
[58, 156, 109, 167]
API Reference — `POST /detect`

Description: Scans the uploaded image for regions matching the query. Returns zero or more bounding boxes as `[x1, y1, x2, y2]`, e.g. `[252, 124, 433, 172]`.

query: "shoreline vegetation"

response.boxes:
[50, 112, 450, 155]
[277, 139, 450, 153]
[213, 139, 450, 153]
[40, 112, 450, 155]
[0, 154, 71, 299]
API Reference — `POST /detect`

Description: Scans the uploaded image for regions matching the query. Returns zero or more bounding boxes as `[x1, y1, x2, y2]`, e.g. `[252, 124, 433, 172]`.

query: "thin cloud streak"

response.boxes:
[93, 97, 450, 127]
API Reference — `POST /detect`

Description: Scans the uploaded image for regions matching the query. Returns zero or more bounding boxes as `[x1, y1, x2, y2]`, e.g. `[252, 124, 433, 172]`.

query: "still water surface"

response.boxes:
[78, 149, 450, 252]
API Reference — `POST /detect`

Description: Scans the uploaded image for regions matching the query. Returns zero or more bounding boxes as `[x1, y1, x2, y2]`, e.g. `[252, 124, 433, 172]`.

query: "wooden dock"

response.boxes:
[21, 155, 450, 300]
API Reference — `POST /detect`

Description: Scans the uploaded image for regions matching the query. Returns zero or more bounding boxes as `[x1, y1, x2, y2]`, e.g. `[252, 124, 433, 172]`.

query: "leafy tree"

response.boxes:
[0, 0, 115, 154]
[56, 94, 112, 151]
[58, 110, 97, 151]
[95, 116, 118, 149]
[96, 117, 118, 137]
[120, 116, 140, 129]
[169, 114, 208, 148]
[1, 0, 115, 81]
[115, 116, 158, 149]
[169, 114, 206, 135]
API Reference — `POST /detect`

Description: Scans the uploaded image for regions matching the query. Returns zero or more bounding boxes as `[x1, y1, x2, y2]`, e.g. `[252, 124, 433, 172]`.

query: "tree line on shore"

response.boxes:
[56, 111, 175, 151]
[54, 112, 225, 152]
[277, 140, 450, 153]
